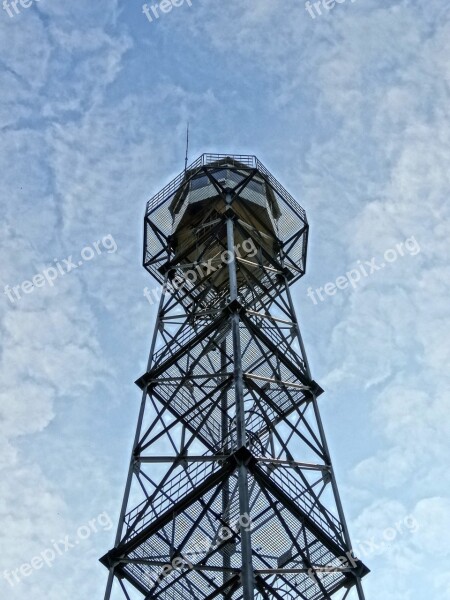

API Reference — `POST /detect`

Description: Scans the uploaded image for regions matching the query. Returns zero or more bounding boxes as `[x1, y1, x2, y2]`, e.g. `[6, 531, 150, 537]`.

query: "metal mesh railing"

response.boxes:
[147, 155, 255, 215]
[124, 458, 222, 536]
[121, 472, 349, 600]
[146, 154, 307, 225]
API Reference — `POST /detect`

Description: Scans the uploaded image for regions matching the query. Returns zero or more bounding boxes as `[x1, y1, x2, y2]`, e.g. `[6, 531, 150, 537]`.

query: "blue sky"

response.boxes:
[1, 0, 449, 598]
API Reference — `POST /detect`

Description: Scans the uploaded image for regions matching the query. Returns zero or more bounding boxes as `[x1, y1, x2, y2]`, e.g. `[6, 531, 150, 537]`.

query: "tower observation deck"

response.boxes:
[101, 154, 369, 600]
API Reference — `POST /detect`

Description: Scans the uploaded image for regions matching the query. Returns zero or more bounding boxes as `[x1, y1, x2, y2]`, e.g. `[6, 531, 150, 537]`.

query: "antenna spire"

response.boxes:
[184, 122, 189, 174]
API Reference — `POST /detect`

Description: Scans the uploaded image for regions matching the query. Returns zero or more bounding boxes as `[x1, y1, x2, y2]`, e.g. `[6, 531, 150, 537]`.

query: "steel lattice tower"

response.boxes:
[101, 154, 369, 600]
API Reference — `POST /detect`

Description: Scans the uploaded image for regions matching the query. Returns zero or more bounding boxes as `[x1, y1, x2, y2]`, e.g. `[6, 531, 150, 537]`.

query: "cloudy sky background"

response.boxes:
[1, 0, 449, 598]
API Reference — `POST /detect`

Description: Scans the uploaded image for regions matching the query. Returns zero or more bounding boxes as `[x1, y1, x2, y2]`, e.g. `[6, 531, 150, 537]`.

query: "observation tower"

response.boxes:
[101, 154, 369, 600]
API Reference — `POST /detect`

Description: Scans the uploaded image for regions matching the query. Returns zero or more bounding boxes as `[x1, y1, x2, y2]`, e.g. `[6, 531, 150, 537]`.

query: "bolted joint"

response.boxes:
[224, 205, 237, 219]
[99, 550, 123, 570]
[233, 446, 255, 468]
[135, 373, 155, 391]
[310, 380, 325, 397]
[226, 298, 242, 314]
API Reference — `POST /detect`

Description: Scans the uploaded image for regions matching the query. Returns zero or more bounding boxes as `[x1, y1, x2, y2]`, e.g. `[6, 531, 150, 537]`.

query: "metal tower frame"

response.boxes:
[101, 154, 369, 600]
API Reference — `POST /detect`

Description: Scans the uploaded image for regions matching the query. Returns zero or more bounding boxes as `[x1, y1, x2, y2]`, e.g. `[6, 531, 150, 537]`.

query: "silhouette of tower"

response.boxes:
[101, 154, 369, 600]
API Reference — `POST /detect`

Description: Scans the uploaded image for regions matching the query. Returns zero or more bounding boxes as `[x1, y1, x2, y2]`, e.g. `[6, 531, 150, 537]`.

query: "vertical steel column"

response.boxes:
[226, 198, 254, 600]
[220, 339, 231, 585]
[104, 282, 168, 600]
[284, 280, 366, 600]
[311, 394, 366, 600]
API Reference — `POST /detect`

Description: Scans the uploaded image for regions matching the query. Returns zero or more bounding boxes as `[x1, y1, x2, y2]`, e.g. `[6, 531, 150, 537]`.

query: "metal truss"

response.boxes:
[101, 155, 369, 600]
